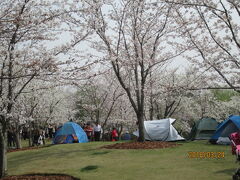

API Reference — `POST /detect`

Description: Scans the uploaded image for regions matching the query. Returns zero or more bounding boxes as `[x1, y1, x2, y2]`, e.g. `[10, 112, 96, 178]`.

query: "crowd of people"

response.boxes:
[83, 122, 119, 142]
[7, 124, 57, 149]
[7, 121, 121, 149]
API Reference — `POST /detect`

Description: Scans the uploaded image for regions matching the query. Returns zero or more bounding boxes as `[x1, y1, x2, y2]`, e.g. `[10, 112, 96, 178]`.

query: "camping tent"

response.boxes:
[53, 122, 88, 144]
[189, 117, 218, 140]
[121, 132, 132, 140]
[133, 118, 184, 141]
[210, 115, 240, 144]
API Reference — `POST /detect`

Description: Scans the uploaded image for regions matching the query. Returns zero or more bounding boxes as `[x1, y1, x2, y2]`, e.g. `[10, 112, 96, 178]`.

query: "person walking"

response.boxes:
[93, 122, 102, 141]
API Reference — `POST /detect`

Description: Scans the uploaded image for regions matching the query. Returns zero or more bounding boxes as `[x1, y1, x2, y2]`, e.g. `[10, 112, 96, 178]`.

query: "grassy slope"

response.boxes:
[7, 141, 236, 180]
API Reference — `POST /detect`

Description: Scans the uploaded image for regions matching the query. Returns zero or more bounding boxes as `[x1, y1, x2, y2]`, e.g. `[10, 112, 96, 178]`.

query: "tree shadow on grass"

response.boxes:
[81, 165, 99, 172]
[215, 168, 235, 176]
[91, 151, 110, 156]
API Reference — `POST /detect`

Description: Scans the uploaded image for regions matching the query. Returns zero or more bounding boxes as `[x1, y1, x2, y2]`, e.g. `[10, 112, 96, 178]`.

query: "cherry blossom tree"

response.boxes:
[16, 82, 73, 146]
[81, 0, 187, 141]
[73, 73, 124, 131]
[0, 0, 90, 177]
[165, 0, 240, 92]
[146, 70, 183, 120]
[0, 0, 58, 176]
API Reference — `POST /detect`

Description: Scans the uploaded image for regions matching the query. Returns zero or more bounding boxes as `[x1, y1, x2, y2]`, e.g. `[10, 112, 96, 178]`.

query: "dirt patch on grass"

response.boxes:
[1, 173, 80, 180]
[101, 141, 181, 149]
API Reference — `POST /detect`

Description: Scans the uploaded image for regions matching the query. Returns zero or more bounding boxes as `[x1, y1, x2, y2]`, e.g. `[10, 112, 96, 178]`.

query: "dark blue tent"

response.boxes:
[210, 115, 240, 144]
[53, 122, 88, 144]
[121, 133, 131, 140]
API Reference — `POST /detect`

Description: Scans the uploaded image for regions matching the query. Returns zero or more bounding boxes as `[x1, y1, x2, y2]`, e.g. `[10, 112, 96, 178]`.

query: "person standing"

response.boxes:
[7, 130, 14, 148]
[111, 127, 119, 141]
[84, 123, 93, 141]
[41, 129, 46, 145]
[32, 129, 40, 146]
[48, 124, 53, 138]
[93, 122, 102, 141]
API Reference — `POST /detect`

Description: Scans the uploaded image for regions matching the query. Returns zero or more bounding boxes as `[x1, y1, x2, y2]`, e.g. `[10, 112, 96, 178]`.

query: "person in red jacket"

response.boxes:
[84, 123, 93, 141]
[111, 127, 118, 141]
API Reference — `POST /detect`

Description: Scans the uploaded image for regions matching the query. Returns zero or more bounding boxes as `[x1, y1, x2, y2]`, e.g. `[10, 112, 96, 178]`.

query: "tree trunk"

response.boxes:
[137, 112, 145, 142]
[96, 109, 100, 125]
[149, 97, 154, 120]
[28, 123, 32, 147]
[149, 71, 154, 120]
[0, 127, 7, 178]
[15, 123, 22, 149]
[102, 128, 105, 141]
[118, 124, 123, 140]
[28, 130, 32, 147]
[15, 131, 22, 149]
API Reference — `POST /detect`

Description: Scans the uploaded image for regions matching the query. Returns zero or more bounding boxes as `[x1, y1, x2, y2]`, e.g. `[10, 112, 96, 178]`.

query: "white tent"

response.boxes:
[133, 118, 185, 141]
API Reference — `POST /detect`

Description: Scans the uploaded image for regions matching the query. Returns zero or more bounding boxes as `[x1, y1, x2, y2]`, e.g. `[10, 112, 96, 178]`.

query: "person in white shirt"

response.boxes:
[93, 122, 102, 141]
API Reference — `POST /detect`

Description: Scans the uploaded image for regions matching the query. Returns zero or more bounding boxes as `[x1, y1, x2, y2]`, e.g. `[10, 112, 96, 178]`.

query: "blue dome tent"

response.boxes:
[210, 115, 240, 144]
[53, 122, 88, 144]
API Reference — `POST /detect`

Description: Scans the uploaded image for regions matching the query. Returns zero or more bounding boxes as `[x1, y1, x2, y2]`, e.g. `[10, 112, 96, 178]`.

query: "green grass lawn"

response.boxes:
[7, 140, 237, 180]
